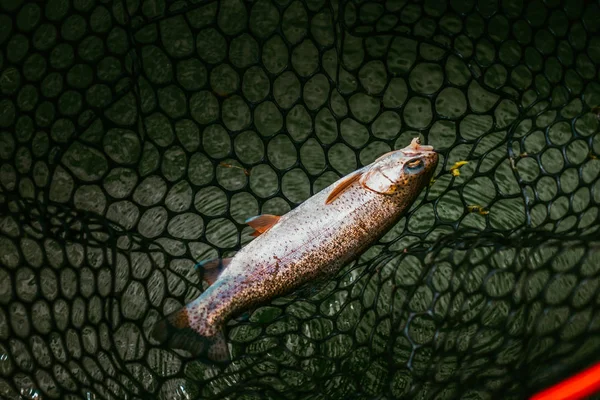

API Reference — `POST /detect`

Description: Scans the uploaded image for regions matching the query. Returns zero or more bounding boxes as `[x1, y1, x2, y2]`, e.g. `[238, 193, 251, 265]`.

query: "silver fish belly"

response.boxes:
[152, 137, 439, 362]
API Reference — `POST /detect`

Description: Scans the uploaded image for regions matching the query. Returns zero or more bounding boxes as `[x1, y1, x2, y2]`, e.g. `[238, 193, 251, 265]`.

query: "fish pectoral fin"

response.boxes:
[195, 257, 233, 286]
[246, 214, 281, 237]
[151, 307, 230, 363]
[325, 169, 364, 205]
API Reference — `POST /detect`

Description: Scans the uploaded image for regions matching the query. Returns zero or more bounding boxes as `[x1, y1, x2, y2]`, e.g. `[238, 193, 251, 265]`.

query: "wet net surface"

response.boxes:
[1, 0, 600, 399]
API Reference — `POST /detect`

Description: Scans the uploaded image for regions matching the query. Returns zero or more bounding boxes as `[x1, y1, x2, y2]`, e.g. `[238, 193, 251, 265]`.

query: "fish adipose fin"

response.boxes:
[195, 257, 232, 286]
[246, 214, 281, 237]
[151, 307, 230, 364]
[325, 169, 364, 204]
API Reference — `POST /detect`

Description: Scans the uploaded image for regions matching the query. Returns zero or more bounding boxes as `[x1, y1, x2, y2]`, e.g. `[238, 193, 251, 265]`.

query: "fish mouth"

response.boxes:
[401, 137, 436, 155]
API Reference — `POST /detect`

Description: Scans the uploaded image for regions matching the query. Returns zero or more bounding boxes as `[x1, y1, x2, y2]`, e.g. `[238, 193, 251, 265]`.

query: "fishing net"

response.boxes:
[1, 0, 600, 398]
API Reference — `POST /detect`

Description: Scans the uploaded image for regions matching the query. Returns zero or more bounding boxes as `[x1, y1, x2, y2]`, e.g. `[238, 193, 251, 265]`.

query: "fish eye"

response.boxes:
[406, 159, 423, 169]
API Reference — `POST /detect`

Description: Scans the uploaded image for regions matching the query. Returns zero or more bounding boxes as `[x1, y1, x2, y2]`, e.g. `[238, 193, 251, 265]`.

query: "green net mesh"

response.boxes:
[1, 0, 600, 399]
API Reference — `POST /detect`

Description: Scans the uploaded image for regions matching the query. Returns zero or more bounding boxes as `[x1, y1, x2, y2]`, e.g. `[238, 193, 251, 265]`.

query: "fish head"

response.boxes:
[361, 137, 439, 195]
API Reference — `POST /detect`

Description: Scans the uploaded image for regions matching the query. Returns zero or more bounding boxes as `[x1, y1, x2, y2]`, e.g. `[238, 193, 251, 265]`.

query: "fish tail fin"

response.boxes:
[151, 306, 230, 364]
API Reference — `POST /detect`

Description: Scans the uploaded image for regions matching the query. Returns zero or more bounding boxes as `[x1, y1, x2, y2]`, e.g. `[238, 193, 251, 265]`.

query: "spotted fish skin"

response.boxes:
[152, 138, 438, 361]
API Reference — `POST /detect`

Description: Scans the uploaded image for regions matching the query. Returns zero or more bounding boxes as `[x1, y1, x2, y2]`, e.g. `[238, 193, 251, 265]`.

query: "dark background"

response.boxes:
[0, 0, 599, 399]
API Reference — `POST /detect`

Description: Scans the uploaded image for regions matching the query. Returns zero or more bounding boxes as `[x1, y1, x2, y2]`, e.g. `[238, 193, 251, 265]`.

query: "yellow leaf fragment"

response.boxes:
[449, 161, 468, 177]
[467, 205, 489, 215]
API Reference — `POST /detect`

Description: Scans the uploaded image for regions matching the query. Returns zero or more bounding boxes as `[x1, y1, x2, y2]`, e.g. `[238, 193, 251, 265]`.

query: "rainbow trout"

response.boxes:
[152, 137, 438, 362]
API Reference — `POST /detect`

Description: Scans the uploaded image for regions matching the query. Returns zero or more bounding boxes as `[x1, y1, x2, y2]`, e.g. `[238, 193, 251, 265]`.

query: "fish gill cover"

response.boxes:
[0, 0, 599, 399]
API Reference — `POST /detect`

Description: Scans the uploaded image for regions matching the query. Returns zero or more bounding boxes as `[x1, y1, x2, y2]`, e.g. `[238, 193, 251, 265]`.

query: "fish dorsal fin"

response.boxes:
[195, 257, 232, 286]
[246, 214, 281, 237]
[325, 170, 363, 204]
